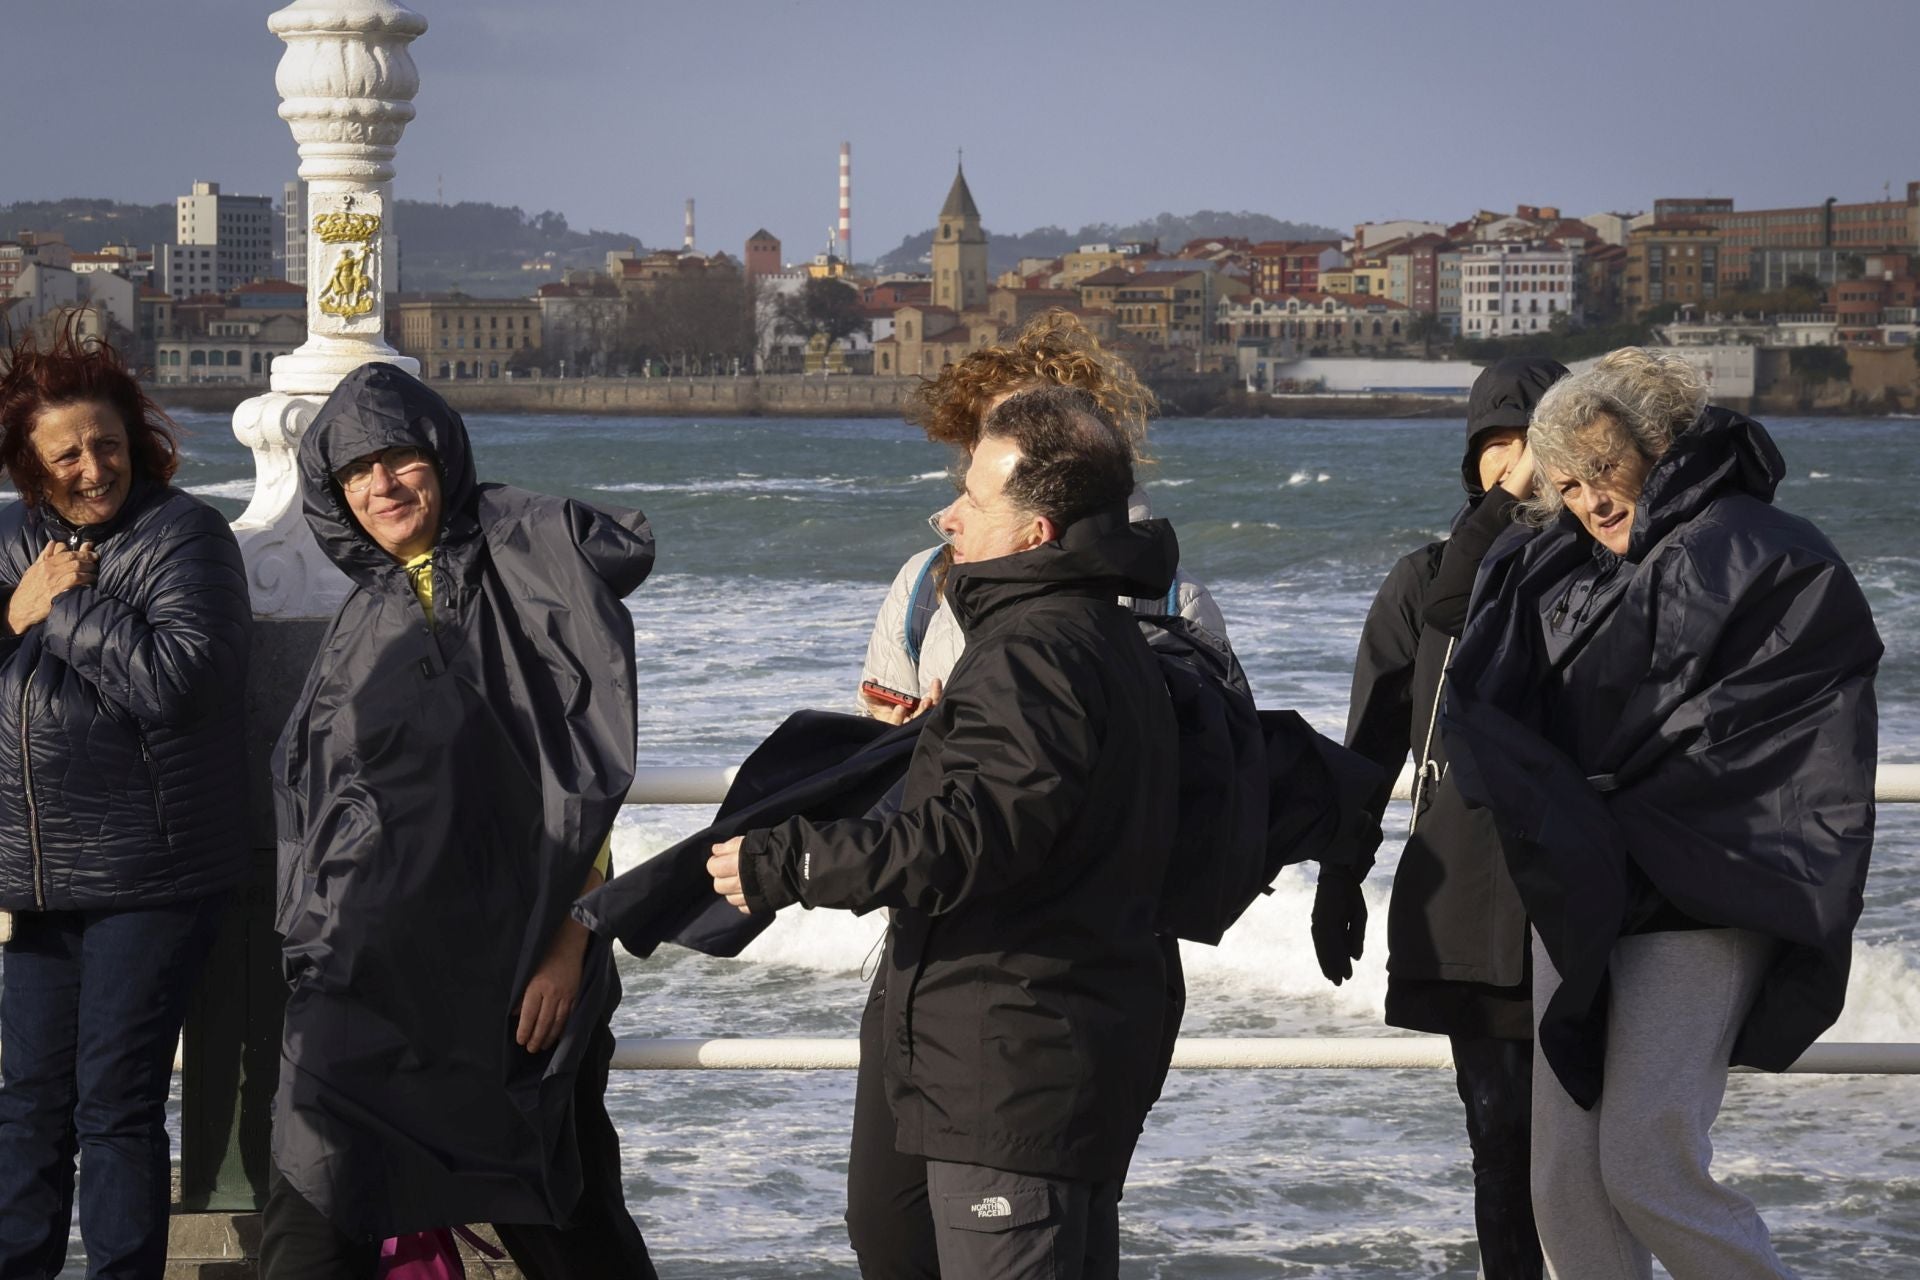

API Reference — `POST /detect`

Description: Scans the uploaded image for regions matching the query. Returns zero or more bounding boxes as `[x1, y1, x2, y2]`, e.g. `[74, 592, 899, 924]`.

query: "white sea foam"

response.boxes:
[1824, 941, 1920, 1040]
[1317, 472, 1332, 483]
[596, 477, 866, 495]
[187, 479, 256, 500]
[1286, 471, 1311, 486]
[1811, 470, 1833, 479]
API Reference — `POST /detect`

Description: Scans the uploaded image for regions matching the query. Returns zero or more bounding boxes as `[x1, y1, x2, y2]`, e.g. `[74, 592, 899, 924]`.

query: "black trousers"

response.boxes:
[261, 1012, 657, 1280]
[1449, 1034, 1543, 1280]
[924, 1161, 1117, 1280]
[844, 978, 939, 1279]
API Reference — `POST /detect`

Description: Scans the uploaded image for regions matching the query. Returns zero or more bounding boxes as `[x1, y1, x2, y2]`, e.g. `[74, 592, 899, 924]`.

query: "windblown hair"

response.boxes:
[907, 309, 1157, 459]
[1522, 347, 1707, 523]
[0, 322, 179, 507]
[980, 386, 1135, 531]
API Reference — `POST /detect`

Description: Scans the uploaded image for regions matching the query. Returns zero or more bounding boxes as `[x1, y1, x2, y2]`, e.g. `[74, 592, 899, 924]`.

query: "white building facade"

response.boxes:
[177, 180, 276, 292]
[1460, 240, 1582, 338]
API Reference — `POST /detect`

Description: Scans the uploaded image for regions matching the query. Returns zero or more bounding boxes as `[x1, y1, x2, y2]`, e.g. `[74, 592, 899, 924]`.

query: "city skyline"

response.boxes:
[2, 1, 1917, 263]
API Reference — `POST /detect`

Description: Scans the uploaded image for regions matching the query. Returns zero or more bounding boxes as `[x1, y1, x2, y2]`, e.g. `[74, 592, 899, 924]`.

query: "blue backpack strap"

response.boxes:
[1165, 580, 1179, 615]
[904, 549, 945, 665]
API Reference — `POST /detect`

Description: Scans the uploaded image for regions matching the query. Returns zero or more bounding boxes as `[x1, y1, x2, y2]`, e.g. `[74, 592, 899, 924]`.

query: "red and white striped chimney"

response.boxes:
[684, 198, 695, 252]
[838, 142, 851, 265]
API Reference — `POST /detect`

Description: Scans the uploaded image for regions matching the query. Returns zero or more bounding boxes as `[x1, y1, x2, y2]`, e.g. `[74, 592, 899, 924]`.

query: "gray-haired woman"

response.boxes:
[1440, 348, 1879, 1279]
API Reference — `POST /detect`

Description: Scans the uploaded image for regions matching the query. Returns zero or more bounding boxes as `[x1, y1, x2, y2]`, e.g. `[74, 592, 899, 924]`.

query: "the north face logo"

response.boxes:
[970, 1196, 1012, 1219]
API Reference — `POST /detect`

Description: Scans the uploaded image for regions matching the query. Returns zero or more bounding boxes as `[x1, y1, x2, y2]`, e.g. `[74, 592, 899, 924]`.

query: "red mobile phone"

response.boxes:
[861, 680, 921, 712]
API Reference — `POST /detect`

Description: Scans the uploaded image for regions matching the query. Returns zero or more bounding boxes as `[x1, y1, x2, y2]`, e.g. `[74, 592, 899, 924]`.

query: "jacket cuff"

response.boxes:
[1464, 487, 1522, 545]
[737, 828, 801, 914]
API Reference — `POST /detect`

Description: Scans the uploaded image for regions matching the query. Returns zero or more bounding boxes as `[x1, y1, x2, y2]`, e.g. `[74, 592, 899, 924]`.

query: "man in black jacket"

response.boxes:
[1317, 357, 1564, 1280]
[710, 386, 1180, 1280]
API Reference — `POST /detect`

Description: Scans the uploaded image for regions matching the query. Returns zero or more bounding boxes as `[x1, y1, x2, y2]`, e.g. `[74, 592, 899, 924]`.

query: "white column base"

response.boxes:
[230, 391, 352, 619]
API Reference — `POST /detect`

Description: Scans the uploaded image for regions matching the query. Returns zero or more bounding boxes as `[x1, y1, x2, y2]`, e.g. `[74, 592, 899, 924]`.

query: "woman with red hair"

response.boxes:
[0, 326, 251, 1277]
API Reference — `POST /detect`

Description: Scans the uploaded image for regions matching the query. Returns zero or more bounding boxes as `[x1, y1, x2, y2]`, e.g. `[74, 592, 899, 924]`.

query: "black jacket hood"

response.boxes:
[1626, 404, 1784, 558]
[299, 362, 481, 584]
[945, 508, 1179, 634]
[1463, 357, 1568, 498]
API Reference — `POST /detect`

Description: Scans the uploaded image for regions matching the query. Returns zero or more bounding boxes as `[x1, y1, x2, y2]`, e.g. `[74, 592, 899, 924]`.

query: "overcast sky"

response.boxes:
[5, 0, 1916, 259]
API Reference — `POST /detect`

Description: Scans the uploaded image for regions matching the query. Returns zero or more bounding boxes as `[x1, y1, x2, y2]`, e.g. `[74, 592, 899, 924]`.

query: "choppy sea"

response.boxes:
[34, 410, 1920, 1275]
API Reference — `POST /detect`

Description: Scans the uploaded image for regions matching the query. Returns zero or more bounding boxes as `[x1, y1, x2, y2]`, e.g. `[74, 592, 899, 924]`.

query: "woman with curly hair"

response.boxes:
[0, 325, 251, 1277]
[856, 309, 1226, 723]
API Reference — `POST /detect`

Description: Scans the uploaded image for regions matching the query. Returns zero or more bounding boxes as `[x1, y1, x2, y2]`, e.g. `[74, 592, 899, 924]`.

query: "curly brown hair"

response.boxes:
[906, 309, 1157, 460]
[0, 321, 179, 507]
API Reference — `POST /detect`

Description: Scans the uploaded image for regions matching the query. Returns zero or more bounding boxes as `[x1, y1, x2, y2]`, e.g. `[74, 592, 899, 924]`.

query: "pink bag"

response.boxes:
[378, 1230, 465, 1280]
[378, 1224, 506, 1278]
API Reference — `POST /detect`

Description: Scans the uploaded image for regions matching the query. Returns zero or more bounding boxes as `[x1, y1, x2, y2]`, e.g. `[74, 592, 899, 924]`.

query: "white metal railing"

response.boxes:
[628, 761, 1920, 806]
[614, 757, 1920, 1075]
[607, 1037, 1920, 1074]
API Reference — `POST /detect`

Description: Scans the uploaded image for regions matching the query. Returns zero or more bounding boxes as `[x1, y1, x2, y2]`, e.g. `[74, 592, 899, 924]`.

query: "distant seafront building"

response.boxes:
[394, 294, 540, 381]
[176, 180, 275, 293]
[284, 180, 308, 286]
[875, 161, 1000, 375]
[1652, 186, 1920, 288]
[1624, 221, 1721, 315]
[1459, 239, 1581, 337]
[931, 162, 988, 312]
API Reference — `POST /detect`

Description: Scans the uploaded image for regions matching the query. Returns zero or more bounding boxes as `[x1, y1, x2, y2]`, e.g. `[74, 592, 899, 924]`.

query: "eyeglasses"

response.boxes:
[334, 446, 434, 494]
[926, 508, 954, 545]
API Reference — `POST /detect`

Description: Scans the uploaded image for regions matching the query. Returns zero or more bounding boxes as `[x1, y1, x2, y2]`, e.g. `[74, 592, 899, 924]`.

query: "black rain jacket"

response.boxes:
[0, 477, 250, 910]
[1441, 406, 1880, 1106]
[735, 510, 1181, 1183]
[271, 364, 655, 1238]
[1344, 357, 1563, 1037]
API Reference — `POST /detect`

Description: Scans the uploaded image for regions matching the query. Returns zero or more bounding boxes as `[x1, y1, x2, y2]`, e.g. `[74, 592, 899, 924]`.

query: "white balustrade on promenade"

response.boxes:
[628, 761, 1920, 806]
[605, 1037, 1920, 1074]
[609, 758, 1920, 1076]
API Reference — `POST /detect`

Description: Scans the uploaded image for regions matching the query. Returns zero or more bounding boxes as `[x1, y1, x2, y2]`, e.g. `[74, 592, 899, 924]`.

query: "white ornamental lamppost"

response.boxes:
[230, 0, 426, 616]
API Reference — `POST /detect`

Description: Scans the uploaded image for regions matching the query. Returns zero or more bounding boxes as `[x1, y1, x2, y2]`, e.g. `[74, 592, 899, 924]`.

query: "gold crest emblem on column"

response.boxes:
[314, 211, 383, 319]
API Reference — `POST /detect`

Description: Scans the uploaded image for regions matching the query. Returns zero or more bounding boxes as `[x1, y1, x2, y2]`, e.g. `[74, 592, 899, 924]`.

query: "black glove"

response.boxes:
[1311, 866, 1368, 986]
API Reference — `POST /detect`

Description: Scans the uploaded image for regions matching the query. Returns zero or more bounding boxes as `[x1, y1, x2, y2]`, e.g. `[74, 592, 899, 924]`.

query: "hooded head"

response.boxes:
[299, 363, 479, 580]
[1462, 357, 1568, 497]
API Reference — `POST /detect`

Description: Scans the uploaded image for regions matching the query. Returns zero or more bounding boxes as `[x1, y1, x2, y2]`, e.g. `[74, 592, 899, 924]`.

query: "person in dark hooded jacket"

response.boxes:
[1441, 348, 1878, 1280]
[1323, 356, 1562, 1280]
[709, 387, 1181, 1280]
[263, 364, 658, 1279]
[0, 327, 250, 1279]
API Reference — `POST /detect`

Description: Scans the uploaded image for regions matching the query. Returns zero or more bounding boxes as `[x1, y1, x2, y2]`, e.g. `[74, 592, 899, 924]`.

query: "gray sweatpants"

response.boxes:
[1531, 928, 1797, 1280]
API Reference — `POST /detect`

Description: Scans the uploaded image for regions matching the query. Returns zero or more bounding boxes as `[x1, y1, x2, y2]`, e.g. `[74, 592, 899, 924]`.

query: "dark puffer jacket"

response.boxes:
[737, 511, 1182, 1183]
[0, 479, 251, 910]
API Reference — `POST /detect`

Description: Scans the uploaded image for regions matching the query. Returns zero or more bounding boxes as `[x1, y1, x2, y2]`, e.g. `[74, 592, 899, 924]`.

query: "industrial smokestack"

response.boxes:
[684, 198, 695, 253]
[839, 142, 852, 265]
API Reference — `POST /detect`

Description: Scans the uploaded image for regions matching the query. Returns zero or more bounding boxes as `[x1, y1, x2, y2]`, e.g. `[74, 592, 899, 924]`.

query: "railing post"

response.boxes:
[170, 0, 426, 1258]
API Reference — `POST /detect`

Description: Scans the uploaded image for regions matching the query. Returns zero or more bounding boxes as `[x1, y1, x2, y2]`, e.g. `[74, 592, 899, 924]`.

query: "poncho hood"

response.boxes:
[299, 361, 481, 585]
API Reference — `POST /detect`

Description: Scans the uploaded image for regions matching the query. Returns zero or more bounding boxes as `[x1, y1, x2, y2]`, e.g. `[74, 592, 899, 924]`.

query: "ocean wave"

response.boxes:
[1825, 941, 1920, 1041]
[187, 479, 257, 499]
[596, 477, 865, 495]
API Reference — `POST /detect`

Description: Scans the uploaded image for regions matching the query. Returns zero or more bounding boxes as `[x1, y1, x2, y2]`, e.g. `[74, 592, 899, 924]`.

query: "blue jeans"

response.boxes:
[0, 896, 227, 1280]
